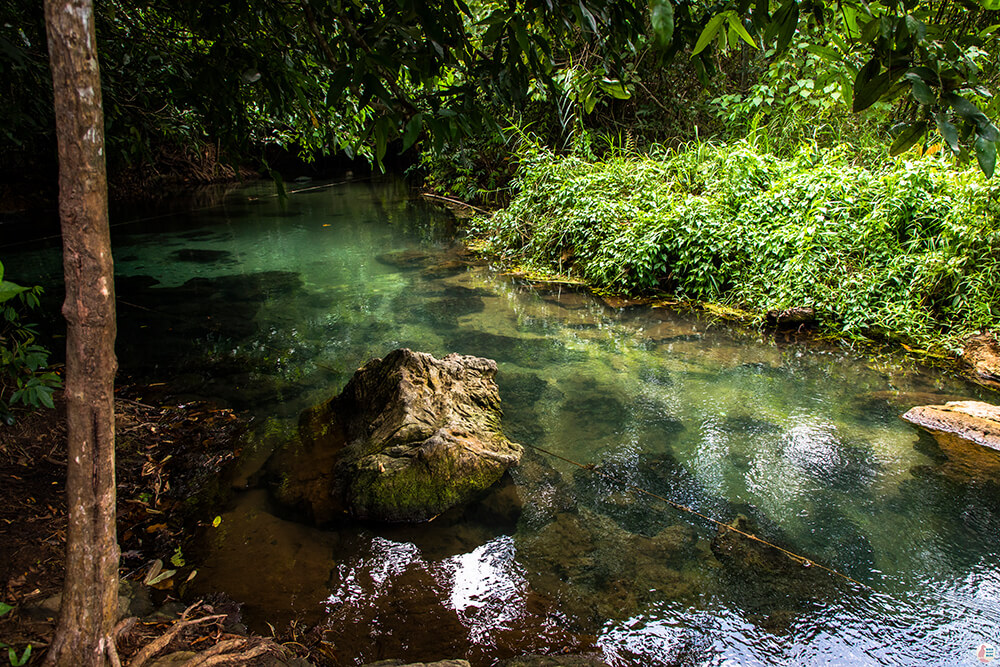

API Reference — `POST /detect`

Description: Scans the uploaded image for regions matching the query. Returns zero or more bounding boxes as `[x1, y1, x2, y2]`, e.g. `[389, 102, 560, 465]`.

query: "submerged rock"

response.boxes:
[519, 508, 705, 627]
[169, 248, 234, 263]
[902, 400, 1000, 453]
[269, 348, 523, 523]
[860, 390, 967, 408]
[421, 259, 472, 279]
[710, 515, 809, 577]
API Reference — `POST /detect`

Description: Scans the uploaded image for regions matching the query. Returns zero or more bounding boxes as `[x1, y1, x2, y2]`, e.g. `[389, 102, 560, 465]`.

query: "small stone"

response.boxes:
[22, 593, 61, 621]
[148, 600, 188, 621]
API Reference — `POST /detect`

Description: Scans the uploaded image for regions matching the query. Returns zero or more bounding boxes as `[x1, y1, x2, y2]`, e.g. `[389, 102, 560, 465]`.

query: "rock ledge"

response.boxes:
[901, 400, 1000, 452]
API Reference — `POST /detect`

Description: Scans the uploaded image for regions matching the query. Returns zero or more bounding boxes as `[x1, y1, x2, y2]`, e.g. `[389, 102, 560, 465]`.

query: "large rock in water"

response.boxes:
[901, 400, 1000, 452]
[269, 349, 523, 523]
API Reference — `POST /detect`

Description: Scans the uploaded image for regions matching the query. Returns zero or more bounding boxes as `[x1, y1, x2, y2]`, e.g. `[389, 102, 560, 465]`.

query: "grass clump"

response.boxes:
[471, 141, 1000, 351]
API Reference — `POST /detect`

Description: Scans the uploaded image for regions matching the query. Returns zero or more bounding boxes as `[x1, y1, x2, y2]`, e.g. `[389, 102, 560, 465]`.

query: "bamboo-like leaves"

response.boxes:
[694, 10, 758, 55]
[693, 13, 728, 55]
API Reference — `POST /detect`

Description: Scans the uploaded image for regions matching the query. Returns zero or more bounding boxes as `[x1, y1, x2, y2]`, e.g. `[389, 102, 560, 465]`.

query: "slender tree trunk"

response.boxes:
[43, 1, 119, 665]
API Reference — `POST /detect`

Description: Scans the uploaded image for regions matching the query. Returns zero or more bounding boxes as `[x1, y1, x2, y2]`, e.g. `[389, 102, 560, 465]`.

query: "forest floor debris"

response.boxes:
[0, 386, 315, 665]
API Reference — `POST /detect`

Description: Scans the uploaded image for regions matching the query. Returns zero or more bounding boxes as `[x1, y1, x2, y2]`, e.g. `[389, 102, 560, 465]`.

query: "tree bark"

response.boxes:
[43, 1, 119, 665]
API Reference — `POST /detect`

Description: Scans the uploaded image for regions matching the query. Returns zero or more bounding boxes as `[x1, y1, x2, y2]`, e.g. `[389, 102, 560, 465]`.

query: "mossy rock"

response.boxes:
[269, 348, 523, 523]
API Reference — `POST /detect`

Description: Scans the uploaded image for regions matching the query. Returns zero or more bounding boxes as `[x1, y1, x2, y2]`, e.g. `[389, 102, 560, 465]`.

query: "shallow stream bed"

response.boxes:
[7, 178, 1000, 666]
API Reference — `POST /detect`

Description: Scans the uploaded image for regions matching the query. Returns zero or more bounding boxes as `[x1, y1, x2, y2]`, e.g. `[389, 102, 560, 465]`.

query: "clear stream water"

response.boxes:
[6, 178, 1000, 666]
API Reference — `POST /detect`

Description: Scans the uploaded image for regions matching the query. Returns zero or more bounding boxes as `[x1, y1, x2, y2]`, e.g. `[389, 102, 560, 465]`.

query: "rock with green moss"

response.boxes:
[269, 348, 523, 523]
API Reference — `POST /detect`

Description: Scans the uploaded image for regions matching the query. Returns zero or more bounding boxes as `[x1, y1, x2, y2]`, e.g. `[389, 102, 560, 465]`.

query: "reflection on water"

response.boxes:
[7, 178, 1000, 665]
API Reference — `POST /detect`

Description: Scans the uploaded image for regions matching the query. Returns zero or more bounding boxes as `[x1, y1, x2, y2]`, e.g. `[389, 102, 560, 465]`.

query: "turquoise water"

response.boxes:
[6, 178, 1000, 666]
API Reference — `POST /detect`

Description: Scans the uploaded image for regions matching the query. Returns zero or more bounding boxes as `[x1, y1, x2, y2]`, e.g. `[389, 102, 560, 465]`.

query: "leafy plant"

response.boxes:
[0, 261, 61, 425]
[711, 26, 882, 153]
[0, 603, 31, 667]
[6, 646, 30, 667]
[475, 139, 1000, 351]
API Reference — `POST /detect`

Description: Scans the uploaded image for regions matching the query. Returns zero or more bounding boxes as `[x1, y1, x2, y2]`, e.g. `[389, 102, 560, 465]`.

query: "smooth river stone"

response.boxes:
[901, 400, 1000, 452]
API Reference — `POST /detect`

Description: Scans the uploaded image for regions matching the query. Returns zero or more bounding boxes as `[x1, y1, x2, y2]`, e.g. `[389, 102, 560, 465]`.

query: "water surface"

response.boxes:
[7, 178, 1000, 666]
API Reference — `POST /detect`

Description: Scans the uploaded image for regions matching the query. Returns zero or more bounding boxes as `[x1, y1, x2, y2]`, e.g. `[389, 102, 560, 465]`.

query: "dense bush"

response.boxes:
[472, 141, 1000, 350]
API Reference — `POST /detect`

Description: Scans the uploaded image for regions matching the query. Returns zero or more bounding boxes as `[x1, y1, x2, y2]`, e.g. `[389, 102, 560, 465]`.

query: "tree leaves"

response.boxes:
[975, 135, 997, 178]
[728, 14, 757, 49]
[945, 93, 1000, 140]
[693, 13, 727, 55]
[908, 77, 936, 105]
[889, 121, 927, 156]
[852, 57, 890, 112]
[935, 113, 961, 156]
[598, 78, 631, 99]
[402, 113, 423, 152]
[0, 260, 28, 304]
[766, 0, 799, 53]
[692, 10, 758, 55]
[649, 0, 674, 50]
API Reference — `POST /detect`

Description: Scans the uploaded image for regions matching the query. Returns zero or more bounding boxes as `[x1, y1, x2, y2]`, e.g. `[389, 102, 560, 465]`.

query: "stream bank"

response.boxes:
[462, 141, 1000, 388]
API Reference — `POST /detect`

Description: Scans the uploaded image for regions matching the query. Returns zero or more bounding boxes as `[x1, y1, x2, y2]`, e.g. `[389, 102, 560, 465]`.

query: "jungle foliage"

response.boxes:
[475, 141, 1000, 350]
[2, 0, 999, 180]
[0, 262, 59, 425]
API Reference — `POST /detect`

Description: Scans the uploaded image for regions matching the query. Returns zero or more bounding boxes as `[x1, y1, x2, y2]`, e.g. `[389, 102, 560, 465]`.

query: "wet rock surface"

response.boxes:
[902, 400, 1000, 452]
[269, 348, 523, 523]
[962, 333, 1000, 388]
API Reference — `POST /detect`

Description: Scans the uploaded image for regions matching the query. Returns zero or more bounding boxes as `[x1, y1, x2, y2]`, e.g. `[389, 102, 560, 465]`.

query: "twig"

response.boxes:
[420, 192, 491, 215]
[108, 639, 123, 667]
[635, 79, 672, 116]
[117, 397, 159, 410]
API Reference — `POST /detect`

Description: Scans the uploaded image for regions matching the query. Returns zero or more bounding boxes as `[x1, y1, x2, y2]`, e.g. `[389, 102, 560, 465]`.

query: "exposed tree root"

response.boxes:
[121, 602, 280, 667]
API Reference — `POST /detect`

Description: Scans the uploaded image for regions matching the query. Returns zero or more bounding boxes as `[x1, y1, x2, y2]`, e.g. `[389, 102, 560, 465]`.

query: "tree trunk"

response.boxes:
[43, 1, 119, 665]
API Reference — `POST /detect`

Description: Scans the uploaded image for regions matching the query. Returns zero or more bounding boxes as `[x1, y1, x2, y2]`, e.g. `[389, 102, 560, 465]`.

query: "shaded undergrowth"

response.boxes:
[472, 140, 1000, 351]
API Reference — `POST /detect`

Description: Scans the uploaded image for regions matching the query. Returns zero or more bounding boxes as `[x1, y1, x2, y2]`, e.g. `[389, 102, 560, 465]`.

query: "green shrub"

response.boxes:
[0, 261, 61, 425]
[473, 141, 1000, 350]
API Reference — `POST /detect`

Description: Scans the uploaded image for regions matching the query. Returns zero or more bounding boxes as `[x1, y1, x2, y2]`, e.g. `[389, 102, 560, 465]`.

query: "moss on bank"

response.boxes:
[470, 141, 1000, 353]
